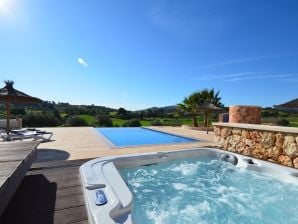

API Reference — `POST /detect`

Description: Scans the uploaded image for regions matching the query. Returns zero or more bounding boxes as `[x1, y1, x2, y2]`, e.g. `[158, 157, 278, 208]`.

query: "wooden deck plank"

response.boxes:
[13, 185, 82, 203]
[0, 153, 33, 162]
[1, 205, 88, 224]
[0, 161, 20, 177]
[0, 177, 8, 194]
[31, 158, 93, 170]
[0, 158, 89, 224]
[8, 192, 85, 217]
[0, 141, 39, 216]
[0, 177, 7, 186]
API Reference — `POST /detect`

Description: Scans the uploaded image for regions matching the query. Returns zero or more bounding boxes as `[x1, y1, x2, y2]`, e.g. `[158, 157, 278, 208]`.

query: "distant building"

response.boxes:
[273, 98, 298, 111]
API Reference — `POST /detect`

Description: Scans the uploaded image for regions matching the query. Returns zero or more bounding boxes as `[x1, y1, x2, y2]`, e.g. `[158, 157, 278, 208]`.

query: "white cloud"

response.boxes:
[223, 74, 296, 82]
[195, 72, 256, 81]
[77, 57, 88, 67]
[191, 72, 297, 82]
[197, 55, 286, 68]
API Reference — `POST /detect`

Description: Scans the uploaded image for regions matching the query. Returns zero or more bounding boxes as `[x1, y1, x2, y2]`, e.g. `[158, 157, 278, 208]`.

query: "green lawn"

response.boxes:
[111, 118, 126, 126]
[140, 120, 151, 126]
[262, 116, 298, 128]
[290, 122, 298, 127]
[78, 115, 96, 125]
[78, 115, 215, 127]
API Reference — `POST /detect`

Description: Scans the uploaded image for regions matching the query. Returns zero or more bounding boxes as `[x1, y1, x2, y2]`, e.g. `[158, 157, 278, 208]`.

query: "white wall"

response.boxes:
[0, 119, 22, 129]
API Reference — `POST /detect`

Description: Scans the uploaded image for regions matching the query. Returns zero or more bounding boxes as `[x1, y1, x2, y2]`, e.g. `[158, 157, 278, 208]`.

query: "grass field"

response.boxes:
[78, 115, 96, 125]
[262, 116, 298, 127]
[111, 118, 126, 126]
[80, 115, 298, 127]
[75, 114, 217, 127]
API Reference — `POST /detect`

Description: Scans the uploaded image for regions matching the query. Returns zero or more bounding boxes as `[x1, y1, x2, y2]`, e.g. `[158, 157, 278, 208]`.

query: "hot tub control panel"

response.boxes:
[94, 189, 107, 206]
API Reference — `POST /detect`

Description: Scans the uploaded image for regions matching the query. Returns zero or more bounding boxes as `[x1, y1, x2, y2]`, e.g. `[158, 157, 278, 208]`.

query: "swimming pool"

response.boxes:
[80, 148, 298, 224]
[95, 127, 198, 147]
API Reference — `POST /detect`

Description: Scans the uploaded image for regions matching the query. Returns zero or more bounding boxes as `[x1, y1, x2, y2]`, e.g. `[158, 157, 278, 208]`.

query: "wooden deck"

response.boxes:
[0, 159, 90, 224]
[0, 141, 39, 217]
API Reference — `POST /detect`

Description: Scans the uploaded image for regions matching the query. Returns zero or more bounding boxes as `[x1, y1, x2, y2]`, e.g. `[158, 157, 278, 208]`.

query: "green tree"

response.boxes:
[122, 119, 141, 127]
[117, 107, 127, 115]
[177, 92, 202, 127]
[198, 88, 223, 127]
[95, 114, 113, 127]
[65, 115, 88, 127]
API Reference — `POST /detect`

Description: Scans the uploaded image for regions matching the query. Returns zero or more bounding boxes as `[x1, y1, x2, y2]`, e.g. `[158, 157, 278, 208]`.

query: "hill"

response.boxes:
[138, 105, 177, 113]
[273, 98, 298, 111]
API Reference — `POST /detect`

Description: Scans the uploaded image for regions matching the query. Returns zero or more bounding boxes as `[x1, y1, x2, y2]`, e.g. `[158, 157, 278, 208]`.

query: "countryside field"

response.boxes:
[78, 113, 298, 127]
[77, 114, 210, 127]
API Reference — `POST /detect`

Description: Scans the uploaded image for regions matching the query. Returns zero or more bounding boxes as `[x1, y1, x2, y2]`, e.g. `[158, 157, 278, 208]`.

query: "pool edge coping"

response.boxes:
[94, 127, 205, 150]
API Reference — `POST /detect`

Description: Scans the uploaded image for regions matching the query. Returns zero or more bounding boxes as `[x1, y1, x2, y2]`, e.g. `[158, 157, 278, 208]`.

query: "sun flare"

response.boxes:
[0, 0, 13, 16]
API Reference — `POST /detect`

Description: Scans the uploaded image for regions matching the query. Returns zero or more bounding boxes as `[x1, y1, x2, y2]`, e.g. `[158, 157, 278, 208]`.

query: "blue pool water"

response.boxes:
[95, 127, 198, 147]
[120, 157, 298, 224]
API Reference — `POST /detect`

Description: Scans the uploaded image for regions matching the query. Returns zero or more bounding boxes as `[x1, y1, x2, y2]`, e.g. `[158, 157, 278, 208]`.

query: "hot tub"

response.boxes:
[80, 148, 298, 224]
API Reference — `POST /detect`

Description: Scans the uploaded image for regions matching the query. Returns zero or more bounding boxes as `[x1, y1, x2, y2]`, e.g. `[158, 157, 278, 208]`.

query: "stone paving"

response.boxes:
[36, 126, 215, 162]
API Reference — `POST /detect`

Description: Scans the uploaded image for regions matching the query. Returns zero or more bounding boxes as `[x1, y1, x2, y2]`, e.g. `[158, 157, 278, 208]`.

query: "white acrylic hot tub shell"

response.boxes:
[79, 147, 298, 224]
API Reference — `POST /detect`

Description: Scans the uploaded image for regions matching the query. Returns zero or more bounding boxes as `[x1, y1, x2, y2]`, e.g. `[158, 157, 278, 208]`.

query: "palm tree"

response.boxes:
[177, 92, 201, 127]
[198, 88, 223, 127]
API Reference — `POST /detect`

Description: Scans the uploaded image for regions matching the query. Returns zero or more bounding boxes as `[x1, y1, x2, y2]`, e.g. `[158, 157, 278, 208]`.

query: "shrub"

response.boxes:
[95, 114, 113, 127]
[276, 119, 290, 127]
[122, 119, 141, 127]
[23, 112, 62, 127]
[66, 115, 88, 126]
[151, 119, 163, 126]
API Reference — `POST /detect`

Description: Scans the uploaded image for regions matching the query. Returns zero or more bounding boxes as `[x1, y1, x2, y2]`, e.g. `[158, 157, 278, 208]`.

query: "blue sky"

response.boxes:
[0, 0, 298, 110]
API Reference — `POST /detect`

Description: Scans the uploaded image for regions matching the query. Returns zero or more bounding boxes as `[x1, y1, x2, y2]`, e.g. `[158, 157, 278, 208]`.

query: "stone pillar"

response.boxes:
[229, 105, 261, 124]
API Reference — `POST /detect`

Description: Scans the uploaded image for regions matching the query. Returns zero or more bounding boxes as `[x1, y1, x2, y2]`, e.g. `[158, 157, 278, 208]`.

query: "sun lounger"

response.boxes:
[1, 129, 53, 142]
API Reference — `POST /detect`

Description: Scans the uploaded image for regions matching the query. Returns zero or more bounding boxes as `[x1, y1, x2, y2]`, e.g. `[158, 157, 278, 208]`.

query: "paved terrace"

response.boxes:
[36, 126, 215, 162]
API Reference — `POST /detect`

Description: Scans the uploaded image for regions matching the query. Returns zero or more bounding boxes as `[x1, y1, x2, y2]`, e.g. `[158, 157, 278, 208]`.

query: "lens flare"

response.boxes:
[0, 0, 14, 17]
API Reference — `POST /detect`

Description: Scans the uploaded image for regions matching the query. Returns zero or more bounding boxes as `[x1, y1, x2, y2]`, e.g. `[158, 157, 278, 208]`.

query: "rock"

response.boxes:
[278, 155, 293, 167]
[252, 147, 267, 160]
[224, 136, 232, 150]
[283, 136, 298, 158]
[215, 136, 225, 148]
[275, 133, 284, 149]
[221, 128, 232, 138]
[241, 130, 250, 139]
[250, 131, 261, 143]
[235, 141, 244, 151]
[296, 137, 298, 145]
[267, 146, 282, 160]
[244, 139, 255, 149]
[238, 146, 251, 156]
[225, 135, 240, 152]
[293, 157, 298, 169]
[214, 127, 221, 136]
[232, 128, 242, 135]
[260, 132, 275, 149]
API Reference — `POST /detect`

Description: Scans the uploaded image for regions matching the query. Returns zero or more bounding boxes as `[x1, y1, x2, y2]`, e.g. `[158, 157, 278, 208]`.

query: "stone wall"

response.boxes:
[213, 123, 298, 168]
[229, 105, 261, 124]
